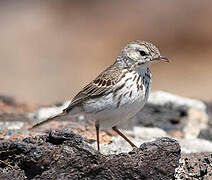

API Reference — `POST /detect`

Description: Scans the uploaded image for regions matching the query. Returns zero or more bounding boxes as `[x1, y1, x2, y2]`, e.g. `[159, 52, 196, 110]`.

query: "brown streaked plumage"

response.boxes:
[64, 65, 123, 113]
[30, 40, 171, 152]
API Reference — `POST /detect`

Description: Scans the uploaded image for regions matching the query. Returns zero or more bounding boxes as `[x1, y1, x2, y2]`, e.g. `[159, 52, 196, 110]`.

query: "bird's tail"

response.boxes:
[29, 111, 67, 130]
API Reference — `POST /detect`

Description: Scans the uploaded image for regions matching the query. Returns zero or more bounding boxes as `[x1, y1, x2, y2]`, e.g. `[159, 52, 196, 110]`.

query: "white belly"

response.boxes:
[95, 94, 147, 129]
[83, 70, 151, 129]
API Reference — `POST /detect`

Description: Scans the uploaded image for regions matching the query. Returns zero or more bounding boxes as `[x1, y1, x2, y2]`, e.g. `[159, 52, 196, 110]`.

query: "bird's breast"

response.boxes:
[83, 70, 151, 127]
[112, 70, 151, 114]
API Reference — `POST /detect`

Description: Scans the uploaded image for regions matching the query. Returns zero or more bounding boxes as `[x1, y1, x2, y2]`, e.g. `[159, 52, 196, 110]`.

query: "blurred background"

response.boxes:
[0, 0, 212, 104]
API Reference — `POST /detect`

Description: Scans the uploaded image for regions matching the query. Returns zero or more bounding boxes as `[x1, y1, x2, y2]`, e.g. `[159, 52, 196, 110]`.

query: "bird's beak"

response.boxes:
[152, 56, 171, 63]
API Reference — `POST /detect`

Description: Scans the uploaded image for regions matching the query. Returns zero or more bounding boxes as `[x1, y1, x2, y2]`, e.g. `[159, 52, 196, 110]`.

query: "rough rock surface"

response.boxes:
[0, 130, 180, 180]
[1, 93, 212, 179]
[175, 153, 212, 179]
[131, 103, 188, 132]
[148, 91, 207, 112]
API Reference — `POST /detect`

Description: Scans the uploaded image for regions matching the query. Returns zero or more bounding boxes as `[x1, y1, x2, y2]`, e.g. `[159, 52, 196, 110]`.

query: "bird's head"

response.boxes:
[118, 40, 170, 68]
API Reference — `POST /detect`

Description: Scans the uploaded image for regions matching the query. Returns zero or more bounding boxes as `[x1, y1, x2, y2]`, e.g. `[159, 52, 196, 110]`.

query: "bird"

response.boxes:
[29, 40, 170, 152]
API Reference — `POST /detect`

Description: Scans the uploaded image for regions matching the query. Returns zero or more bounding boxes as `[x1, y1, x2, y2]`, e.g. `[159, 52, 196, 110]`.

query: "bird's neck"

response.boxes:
[134, 65, 149, 77]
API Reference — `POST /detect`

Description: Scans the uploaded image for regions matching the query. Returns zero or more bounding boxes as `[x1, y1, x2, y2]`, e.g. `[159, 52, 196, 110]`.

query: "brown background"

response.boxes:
[0, 0, 212, 104]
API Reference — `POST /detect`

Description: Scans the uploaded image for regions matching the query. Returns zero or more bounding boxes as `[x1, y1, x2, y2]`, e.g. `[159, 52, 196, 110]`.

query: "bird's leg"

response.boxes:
[112, 126, 137, 149]
[95, 123, 100, 152]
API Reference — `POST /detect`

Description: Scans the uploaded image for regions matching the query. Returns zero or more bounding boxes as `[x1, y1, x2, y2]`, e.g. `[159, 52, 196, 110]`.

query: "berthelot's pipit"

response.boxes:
[30, 40, 170, 151]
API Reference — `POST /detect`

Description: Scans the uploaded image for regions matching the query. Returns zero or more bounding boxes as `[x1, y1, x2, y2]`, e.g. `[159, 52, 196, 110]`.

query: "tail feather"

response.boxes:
[29, 111, 67, 130]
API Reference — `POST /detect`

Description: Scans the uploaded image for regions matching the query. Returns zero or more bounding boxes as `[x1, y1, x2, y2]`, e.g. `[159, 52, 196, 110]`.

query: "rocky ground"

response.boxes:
[0, 91, 212, 179]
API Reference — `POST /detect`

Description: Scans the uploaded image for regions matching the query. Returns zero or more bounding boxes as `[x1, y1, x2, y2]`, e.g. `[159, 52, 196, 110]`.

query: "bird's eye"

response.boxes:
[138, 50, 147, 56]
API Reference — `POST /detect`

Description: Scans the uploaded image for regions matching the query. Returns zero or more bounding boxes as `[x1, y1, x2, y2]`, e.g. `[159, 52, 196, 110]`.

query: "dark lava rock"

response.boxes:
[175, 153, 212, 179]
[129, 103, 188, 132]
[0, 130, 181, 180]
[198, 128, 212, 142]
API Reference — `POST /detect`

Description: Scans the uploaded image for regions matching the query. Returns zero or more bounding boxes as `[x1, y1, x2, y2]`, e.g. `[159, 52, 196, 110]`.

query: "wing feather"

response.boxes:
[63, 64, 123, 113]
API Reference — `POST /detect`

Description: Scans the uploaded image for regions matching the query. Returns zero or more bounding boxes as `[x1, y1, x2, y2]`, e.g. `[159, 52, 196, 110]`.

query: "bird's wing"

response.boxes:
[63, 64, 123, 113]
[29, 64, 125, 130]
